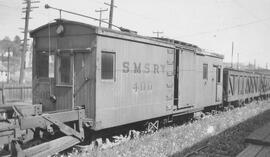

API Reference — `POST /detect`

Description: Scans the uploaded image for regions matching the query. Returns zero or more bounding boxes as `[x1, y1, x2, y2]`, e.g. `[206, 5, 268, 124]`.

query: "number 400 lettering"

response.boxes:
[133, 82, 152, 92]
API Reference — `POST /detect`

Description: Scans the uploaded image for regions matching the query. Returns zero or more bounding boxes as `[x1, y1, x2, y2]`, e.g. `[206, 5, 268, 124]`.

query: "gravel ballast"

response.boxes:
[67, 100, 270, 157]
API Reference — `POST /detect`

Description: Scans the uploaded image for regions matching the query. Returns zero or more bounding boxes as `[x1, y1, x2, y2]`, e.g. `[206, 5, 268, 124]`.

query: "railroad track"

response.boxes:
[62, 100, 270, 157]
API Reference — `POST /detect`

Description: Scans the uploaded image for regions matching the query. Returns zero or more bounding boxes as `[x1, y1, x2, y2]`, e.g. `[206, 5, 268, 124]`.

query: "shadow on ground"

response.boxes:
[170, 108, 270, 157]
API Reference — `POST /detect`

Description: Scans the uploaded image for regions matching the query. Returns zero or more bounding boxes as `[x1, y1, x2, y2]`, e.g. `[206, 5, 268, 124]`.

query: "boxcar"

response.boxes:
[30, 19, 176, 130]
[223, 68, 261, 103]
[30, 19, 225, 131]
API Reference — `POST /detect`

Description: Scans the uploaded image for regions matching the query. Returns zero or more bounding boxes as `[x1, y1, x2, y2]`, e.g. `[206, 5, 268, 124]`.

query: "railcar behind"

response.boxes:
[223, 68, 270, 104]
[223, 68, 261, 104]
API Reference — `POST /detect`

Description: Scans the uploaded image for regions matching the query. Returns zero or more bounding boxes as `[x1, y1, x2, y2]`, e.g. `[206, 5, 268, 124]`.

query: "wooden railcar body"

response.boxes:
[223, 68, 261, 102]
[30, 19, 224, 131]
[174, 43, 223, 110]
[246, 69, 270, 96]
[30, 20, 176, 130]
[258, 73, 270, 96]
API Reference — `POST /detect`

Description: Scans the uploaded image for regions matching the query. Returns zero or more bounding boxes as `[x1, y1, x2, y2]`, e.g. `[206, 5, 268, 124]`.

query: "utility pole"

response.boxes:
[105, 0, 117, 29]
[7, 48, 10, 83]
[254, 59, 256, 69]
[153, 31, 163, 38]
[20, 0, 39, 84]
[95, 8, 108, 27]
[231, 42, 234, 68]
[237, 53, 239, 70]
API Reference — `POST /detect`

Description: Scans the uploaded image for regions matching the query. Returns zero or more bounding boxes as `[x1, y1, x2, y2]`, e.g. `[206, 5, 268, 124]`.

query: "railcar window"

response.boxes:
[57, 54, 72, 85]
[203, 64, 208, 79]
[49, 55, 55, 78]
[217, 67, 221, 83]
[101, 51, 115, 80]
[36, 51, 49, 78]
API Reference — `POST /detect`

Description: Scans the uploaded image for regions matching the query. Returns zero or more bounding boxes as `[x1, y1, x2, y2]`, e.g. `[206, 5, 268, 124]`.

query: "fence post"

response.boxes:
[1, 83, 5, 104]
[21, 84, 23, 101]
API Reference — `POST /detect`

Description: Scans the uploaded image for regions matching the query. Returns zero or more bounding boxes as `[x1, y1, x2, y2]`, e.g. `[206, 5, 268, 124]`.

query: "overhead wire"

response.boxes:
[90, 0, 269, 39]
[178, 16, 270, 39]
[91, 0, 162, 23]
[0, 3, 20, 10]
[4, 0, 267, 40]
[232, 0, 270, 28]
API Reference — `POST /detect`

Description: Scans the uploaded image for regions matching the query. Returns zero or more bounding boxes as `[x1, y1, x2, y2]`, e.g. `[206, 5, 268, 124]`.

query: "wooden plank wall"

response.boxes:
[0, 83, 32, 104]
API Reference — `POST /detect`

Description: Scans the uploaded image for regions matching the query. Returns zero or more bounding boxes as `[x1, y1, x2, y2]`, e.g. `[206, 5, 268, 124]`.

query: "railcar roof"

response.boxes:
[156, 37, 224, 59]
[30, 19, 223, 59]
[224, 67, 261, 75]
[247, 69, 270, 76]
[30, 19, 175, 48]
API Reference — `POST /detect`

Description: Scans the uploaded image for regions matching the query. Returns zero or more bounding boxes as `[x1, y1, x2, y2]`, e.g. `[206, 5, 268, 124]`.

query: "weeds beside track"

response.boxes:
[65, 100, 270, 157]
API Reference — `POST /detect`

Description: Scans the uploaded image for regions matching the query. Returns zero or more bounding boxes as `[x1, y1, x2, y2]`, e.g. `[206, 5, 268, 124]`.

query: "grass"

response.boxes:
[66, 100, 270, 157]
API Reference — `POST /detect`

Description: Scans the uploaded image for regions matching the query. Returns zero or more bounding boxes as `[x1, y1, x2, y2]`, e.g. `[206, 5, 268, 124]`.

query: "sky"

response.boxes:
[0, 0, 270, 67]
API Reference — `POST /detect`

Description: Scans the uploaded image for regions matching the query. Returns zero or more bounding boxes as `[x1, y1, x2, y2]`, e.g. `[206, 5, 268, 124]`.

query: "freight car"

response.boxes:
[0, 19, 269, 156]
[223, 68, 270, 105]
[223, 68, 261, 104]
[30, 19, 224, 133]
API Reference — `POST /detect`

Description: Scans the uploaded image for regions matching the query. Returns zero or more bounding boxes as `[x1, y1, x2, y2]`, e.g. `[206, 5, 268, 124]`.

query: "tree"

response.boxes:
[3, 36, 11, 41]
[12, 36, 21, 57]
[13, 36, 21, 45]
[0, 36, 22, 72]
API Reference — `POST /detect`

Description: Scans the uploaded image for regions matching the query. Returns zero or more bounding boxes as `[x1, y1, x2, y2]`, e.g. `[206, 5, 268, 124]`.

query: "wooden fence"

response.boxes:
[0, 83, 32, 104]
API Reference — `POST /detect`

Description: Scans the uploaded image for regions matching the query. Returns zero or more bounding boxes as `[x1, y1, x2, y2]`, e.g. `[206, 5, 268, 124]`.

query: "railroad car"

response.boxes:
[30, 19, 224, 131]
[223, 68, 270, 105]
[223, 68, 261, 104]
[260, 74, 270, 96]
[251, 69, 270, 97]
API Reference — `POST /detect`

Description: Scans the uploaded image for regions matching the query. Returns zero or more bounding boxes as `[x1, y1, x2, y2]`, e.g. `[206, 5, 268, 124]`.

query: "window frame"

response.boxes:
[56, 52, 73, 86]
[101, 51, 116, 81]
[203, 63, 208, 80]
[36, 51, 49, 79]
[216, 66, 221, 83]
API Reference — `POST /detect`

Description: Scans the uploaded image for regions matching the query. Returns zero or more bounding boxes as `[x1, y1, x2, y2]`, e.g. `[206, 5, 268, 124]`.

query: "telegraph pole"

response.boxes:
[95, 8, 108, 27]
[231, 42, 234, 68]
[105, 0, 117, 29]
[237, 53, 239, 70]
[20, 0, 39, 83]
[153, 31, 163, 38]
[7, 48, 10, 83]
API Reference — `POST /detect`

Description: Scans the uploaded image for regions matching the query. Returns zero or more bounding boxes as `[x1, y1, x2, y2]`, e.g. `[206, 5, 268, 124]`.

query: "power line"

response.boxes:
[92, 0, 160, 22]
[178, 16, 270, 38]
[232, 0, 270, 28]
[45, 4, 122, 30]
[0, 3, 20, 10]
